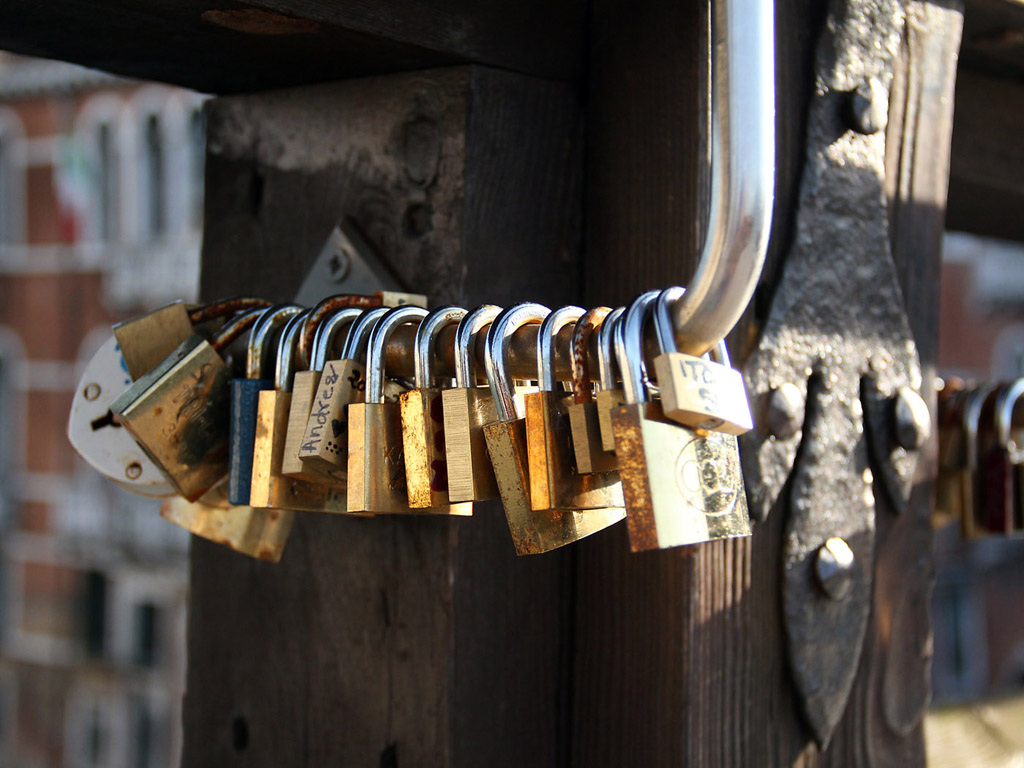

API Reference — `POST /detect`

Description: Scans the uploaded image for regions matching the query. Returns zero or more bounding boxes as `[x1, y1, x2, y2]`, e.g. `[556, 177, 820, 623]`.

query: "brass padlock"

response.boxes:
[651, 286, 753, 434]
[228, 304, 302, 505]
[960, 384, 996, 539]
[161, 483, 294, 563]
[297, 306, 390, 477]
[109, 309, 265, 502]
[249, 311, 354, 514]
[399, 307, 473, 514]
[567, 306, 618, 474]
[611, 289, 751, 551]
[114, 297, 272, 380]
[594, 306, 626, 452]
[442, 305, 502, 503]
[525, 306, 625, 514]
[348, 305, 428, 514]
[935, 383, 968, 529]
[281, 306, 364, 480]
[483, 304, 624, 555]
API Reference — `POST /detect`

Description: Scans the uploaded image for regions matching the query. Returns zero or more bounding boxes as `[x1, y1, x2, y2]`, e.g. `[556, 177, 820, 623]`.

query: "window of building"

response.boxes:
[133, 601, 159, 667]
[81, 570, 108, 659]
[74, 94, 126, 244]
[142, 113, 165, 240]
[188, 107, 205, 228]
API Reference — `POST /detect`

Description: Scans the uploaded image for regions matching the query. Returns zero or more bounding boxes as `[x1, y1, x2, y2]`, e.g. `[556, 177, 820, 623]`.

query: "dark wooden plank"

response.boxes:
[945, 68, 1024, 241]
[185, 66, 584, 767]
[574, 0, 960, 766]
[0, 0, 584, 94]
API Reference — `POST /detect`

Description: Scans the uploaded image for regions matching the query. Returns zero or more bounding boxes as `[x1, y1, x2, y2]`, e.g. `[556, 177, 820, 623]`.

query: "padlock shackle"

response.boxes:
[299, 294, 382, 369]
[485, 303, 551, 422]
[274, 311, 310, 392]
[615, 291, 660, 404]
[188, 296, 272, 326]
[211, 308, 265, 353]
[597, 307, 625, 392]
[247, 304, 302, 379]
[669, 0, 775, 356]
[366, 306, 428, 404]
[415, 307, 467, 389]
[996, 379, 1024, 447]
[341, 306, 389, 362]
[311, 307, 364, 371]
[571, 307, 612, 404]
[454, 305, 502, 389]
[654, 286, 732, 367]
[538, 306, 585, 392]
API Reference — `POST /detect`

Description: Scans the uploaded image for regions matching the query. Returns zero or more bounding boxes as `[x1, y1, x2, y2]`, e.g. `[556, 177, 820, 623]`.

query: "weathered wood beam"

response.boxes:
[184, 66, 584, 767]
[0, 0, 584, 94]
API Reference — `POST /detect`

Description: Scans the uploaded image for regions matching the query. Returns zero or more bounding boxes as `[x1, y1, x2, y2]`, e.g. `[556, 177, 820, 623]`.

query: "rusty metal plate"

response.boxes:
[740, 0, 925, 748]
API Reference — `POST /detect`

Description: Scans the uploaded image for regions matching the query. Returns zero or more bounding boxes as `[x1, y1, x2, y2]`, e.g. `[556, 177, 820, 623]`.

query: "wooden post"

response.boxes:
[185, 67, 584, 767]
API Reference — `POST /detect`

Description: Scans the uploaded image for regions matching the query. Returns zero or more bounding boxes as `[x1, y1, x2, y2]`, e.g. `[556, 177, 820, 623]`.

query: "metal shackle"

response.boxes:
[454, 305, 502, 389]
[571, 306, 613, 404]
[341, 306, 390, 362]
[997, 380, 1024, 448]
[654, 286, 731, 367]
[537, 306, 585, 392]
[597, 307, 625, 392]
[365, 306, 428, 404]
[211, 308, 265, 354]
[614, 290, 661, 404]
[485, 303, 551, 422]
[415, 307, 467, 389]
[274, 311, 311, 392]
[247, 304, 302, 379]
[311, 307, 364, 371]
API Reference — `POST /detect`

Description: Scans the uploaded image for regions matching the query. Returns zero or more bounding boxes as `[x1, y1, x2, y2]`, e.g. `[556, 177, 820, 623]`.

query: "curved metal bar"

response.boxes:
[414, 306, 467, 388]
[454, 305, 502, 388]
[484, 303, 550, 422]
[537, 306, 584, 392]
[671, 0, 775, 355]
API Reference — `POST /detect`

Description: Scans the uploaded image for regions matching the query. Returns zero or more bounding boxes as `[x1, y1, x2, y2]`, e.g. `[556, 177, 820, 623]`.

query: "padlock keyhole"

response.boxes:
[90, 409, 122, 431]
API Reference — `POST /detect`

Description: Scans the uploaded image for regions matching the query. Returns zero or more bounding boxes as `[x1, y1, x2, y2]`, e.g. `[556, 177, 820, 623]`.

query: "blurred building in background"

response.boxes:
[0, 52, 202, 767]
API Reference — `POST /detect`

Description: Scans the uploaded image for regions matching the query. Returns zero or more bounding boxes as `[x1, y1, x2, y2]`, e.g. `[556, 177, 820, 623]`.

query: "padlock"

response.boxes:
[108, 308, 266, 502]
[249, 311, 353, 514]
[68, 334, 176, 497]
[114, 297, 272, 380]
[161, 483, 294, 563]
[567, 306, 617, 474]
[651, 286, 753, 434]
[482, 304, 624, 555]
[442, 305, 502, 503]
[525, 306, 625, 514]
[294, 294, 382, 375]
[611, 289, 751, 551]
[227, 304, 303, 505]
[594, 306, 625, 452]
[993, 380, 1024, 533]
[935, 383, 968, 529]
[297, 306, 390, 477]
[281, 306, 365, 480]
[960, 384, 997, 539]
[399, 307, 473, 514]
[348, 305, 428, 514]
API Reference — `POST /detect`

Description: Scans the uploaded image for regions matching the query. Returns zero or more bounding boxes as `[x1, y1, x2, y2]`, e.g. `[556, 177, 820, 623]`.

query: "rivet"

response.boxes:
[845, 78, 887, 135]
[893, 386, 930, 450]
[815, 537, 856, 601]
[767, 382, 805, 439]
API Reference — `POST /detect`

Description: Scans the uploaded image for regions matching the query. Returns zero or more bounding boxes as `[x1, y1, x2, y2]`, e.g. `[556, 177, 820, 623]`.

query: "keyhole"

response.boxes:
[90, 409, 122, 431]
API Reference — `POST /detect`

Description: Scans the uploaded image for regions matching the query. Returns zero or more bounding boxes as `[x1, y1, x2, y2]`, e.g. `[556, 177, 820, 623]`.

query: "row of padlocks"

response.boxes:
[937, 378, 1024, 537]
[68, 288, 754, 561]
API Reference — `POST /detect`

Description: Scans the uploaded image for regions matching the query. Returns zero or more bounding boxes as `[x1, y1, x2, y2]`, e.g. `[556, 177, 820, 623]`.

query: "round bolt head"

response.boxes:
[845, 78, 887, 135]
[767, 382, 805, 439]
[815, 537, 856, 601]
[893, 386, 930, 450]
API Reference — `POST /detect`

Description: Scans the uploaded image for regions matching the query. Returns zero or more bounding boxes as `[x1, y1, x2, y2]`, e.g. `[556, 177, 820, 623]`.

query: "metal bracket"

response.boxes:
[740, 0, 924, 748]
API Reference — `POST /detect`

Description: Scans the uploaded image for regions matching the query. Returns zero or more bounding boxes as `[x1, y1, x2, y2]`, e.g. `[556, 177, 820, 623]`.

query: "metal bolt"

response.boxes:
[815, 537, 856, 601]
[845, 78, 887, 135]
[893, 386, 930, 450]
[767, 382, 805, 439]
[83, 383, 101, 401]
[125, 461, 142, 480]
[327, 247, 352, 283]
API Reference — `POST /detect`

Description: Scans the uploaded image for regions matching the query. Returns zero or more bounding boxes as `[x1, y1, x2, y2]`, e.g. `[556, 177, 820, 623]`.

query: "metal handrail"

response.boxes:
[671, 0, 775, 355]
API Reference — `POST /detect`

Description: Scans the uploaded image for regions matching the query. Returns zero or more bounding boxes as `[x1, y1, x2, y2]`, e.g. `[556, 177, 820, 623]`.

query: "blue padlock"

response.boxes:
[228, 304, 303, 505]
